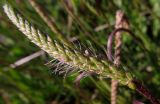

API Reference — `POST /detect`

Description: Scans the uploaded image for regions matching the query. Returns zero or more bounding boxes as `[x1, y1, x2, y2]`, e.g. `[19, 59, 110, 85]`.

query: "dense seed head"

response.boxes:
[3, 4, 135, 89]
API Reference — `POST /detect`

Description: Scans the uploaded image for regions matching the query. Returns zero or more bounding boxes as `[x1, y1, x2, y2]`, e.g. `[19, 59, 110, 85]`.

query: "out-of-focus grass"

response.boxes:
[0, 0, 160, 104]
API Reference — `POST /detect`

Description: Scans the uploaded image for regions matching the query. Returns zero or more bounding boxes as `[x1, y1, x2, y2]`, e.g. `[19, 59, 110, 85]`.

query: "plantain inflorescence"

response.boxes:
[3, 4, 135, 89]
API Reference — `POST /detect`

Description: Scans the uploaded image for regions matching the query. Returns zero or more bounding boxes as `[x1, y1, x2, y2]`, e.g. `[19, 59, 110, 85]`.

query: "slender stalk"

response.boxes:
[107, 28, 146, 59]
[107, 10, 129, 104]
[61, 0, 105, 50]
[107, 28, 160, 104]
[10, 50, 44, 68]
[106, 28, 160, 104]
[110, 10, 127, 104]
[133, 80, 160, 104]
[28, 0, 72, 47]
[65, 0, 74, 35]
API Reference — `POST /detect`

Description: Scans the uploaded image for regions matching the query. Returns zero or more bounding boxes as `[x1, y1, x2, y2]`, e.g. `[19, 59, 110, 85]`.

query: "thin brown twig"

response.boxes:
[107, 28, 160, 104]
[10, 50, 45, 68]
[94, 23, 109, 32]
[107, 28, 145, 61]
[110, 10, 129, 104]
[107, 12, 160, 104]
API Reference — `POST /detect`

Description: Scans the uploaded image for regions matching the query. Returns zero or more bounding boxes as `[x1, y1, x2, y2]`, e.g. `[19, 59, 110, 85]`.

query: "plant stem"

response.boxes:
[61, 0, 105, 50]
[28, 0, 72, 47]
[109, 10, 130, 104]
[132, 80, 160, 104]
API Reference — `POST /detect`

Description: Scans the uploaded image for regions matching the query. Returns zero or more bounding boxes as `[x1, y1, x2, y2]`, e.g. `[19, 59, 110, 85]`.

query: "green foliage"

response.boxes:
[0, 0, 160, 104]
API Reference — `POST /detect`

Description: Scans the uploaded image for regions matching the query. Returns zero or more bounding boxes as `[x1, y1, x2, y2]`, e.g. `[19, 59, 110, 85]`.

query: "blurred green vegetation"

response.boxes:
[0, 0, 160, 104]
